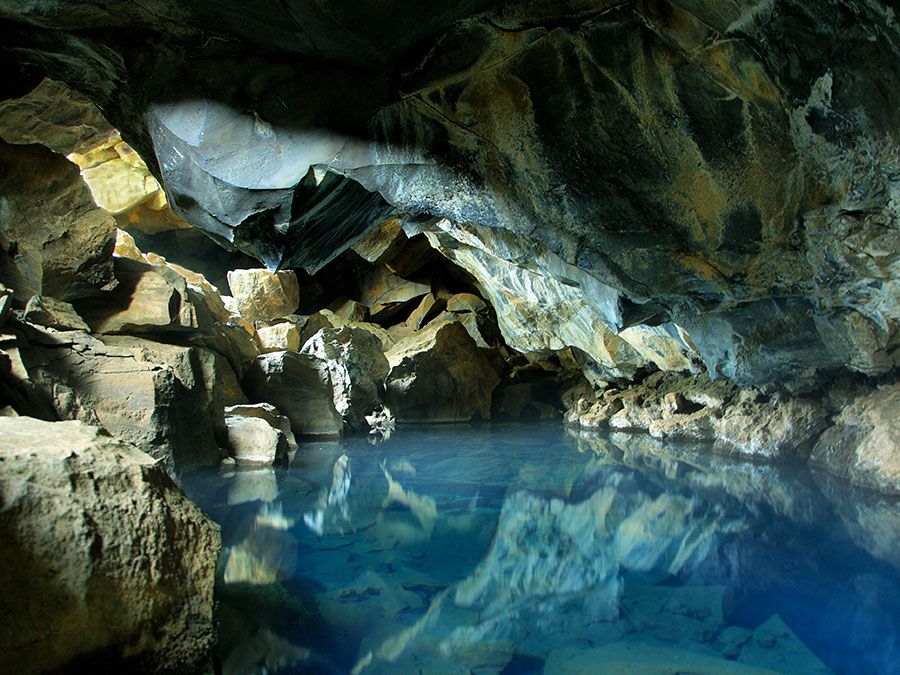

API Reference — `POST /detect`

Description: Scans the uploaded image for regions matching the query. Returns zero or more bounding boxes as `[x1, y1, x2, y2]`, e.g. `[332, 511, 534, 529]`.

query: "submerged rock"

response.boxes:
[385, 317, 501, 423]
[0, 417, 220, 673]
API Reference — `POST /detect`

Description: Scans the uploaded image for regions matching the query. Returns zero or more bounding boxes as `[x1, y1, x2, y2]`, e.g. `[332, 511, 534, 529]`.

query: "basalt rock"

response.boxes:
[227, 269, 300, 324]
[385, 316, 501, 422]
[4, 1, 896, 388]
[0, 416, 220, 673]
[0, 141, 116, 301]
[0, 324, 232, 472]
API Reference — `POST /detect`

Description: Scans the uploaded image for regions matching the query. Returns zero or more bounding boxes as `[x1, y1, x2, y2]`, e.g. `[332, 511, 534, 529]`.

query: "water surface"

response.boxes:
[183, 425, 900, 674]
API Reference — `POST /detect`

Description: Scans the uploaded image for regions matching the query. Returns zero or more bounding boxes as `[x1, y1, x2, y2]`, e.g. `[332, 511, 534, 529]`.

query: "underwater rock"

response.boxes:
[301, 325, 390, 432]
[242, 350, 343, 438]
[385, 317, 501, 422]
[544, 642, 772, 674]
[0, 417, 219, 673]
[227, 268, 300, 324]
[810, 383, 900, 495]
[0, 141, 116, 301]
[737, 614, 830, 673]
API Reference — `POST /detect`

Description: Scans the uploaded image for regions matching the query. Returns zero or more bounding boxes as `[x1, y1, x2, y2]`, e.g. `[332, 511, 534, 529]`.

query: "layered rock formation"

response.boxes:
[0, 417, 219, 673]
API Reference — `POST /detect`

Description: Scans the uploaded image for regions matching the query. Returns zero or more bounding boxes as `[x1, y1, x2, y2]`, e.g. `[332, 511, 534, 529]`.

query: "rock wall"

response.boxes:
[1, 0, 897, 389]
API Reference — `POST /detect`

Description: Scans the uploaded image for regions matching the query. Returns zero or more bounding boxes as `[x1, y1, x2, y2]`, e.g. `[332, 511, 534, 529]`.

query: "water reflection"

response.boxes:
[183, 427, 900, 675]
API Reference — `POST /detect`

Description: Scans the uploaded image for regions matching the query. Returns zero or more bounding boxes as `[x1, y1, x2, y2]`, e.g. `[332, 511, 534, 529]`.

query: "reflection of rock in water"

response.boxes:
[223, 503, 298, 585]
[304, 453, 352, 535]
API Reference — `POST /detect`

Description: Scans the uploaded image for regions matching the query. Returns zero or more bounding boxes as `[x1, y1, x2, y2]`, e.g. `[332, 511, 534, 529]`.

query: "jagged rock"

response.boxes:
[298, 309, 394, 352]
[405, 292, 442, 330]
[0, 417, 219, 673]
[810, 383, 900, 495]
[329, 296, 368, 322]
[0, 141, 116, 301]
[0, 284, 11, 327]
[22, 295, 89, 331]
[357, 265, 430, 309]
[225, 403, 298, 451]
[225, 415, 289, 465]
[300, 325, 390, 432]
[242, 351, 342, 437]
[75, 256, 258, 373]
[227, 269, 300, 323]
[713, 392, 828, 461]
[385, 317, 501, 422]
[256, 321, 301, 353]
[446, 293, 486, 314]
[738, 615, 830, 673]
[350, 217, 407, 264]
[0, 325, 229, 472]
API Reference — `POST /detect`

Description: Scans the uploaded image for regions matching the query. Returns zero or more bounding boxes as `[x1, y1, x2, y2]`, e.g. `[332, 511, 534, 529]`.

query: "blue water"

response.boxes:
[182, 426, 900, 675]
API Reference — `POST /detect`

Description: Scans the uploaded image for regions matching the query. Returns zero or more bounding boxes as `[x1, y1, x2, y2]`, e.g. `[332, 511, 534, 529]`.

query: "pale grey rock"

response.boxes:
[810, 383, 900, 495]
[227, 268, 300, 323]
[22, 294, 89, 331]
[385, 317, 501, 422]
[225, 415, 288, 465]
[226, 402, 298, 451]
[242, 351, 342, 438]
[301, 325, 390, 432]
[0, 417, 220, 673]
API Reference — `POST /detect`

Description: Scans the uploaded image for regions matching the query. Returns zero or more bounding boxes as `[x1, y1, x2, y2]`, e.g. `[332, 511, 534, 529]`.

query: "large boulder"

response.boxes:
[301, 325, 390, 431]
[224, 415, 289, 465]
[385, 317, 501, 422]
[0, 417, 220, 673]
[227, 269, 300, 323]
[810, 383, 900, 495]
[0, 141, 115, 301]
[0, 325, 231, 473]
[75, 255, 258, 374]
[242, 351, 342, 438]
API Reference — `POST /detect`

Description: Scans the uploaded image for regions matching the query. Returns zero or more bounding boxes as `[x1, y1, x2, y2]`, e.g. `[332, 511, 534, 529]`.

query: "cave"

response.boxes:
[0, 1, 898, 673]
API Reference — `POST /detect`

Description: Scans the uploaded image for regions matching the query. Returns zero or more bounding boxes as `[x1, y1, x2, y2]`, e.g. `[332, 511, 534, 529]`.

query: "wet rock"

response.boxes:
[0, 141, 115, 301]
[22, 295, 89, 331]
[385, 317, 501, 422]
[545, 642, 771, 674]
[227, 269, 300, 323]
[256, 321, 301, 353]
[0, 417, 219, 673]
[242, 351, 342, 438]
[738, 615, 830, 673]
[225, 415, 289, 465]
[810, 383, 900, 495]
[301, 325, 390, 432]
[0, 325, 228, 472]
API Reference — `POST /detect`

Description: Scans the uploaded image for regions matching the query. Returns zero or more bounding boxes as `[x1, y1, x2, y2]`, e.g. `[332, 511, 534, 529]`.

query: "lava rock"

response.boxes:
[0, 416, 220, 673]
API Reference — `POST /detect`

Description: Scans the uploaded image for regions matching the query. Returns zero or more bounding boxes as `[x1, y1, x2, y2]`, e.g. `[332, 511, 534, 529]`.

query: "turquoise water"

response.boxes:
[182, 426, 900, 675]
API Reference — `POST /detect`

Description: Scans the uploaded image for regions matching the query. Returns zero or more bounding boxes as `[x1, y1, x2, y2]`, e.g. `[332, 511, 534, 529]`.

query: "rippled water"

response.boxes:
[182, 425, 900, 675]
